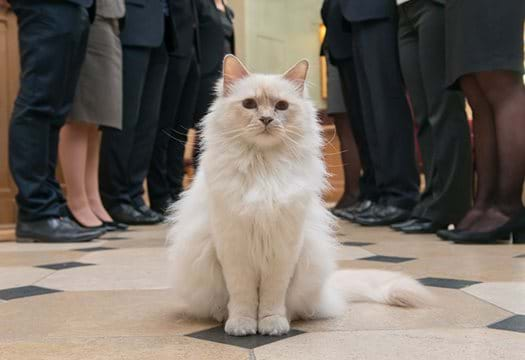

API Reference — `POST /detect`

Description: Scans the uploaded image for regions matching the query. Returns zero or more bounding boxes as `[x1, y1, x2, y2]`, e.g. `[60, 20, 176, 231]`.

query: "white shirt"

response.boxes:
[397, 0, 412, 5]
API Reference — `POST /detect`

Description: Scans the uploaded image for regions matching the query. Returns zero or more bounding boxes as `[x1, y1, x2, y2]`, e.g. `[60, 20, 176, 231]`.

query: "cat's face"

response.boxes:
[217, 56, 310, 148]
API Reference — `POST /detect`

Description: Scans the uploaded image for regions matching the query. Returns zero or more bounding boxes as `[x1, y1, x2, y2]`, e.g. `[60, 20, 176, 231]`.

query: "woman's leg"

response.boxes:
[59, 122, 103, 227]
[456, 75, 498, 230]
[474, 70, 525, 228]
[333, 112, 361, 209]
[86, 126, 113, 222]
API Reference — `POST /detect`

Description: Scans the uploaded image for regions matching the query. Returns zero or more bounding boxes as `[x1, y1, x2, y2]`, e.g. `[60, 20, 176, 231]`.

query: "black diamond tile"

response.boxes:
[418, 277, 481, 289]
[488, 315, 525, 333]
[36, 262, 94, 271]
[515, 254, 525, 258]
[0, 286, 62, 301]
[360, 255, 415, 263]
[341, 241, 373, 247]
[186, 326, 305, 349]
[73, 246, 115, 252]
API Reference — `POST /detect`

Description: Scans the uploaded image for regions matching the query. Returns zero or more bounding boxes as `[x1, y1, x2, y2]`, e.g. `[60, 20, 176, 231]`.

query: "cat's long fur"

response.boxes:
[166, 56, 431, 336]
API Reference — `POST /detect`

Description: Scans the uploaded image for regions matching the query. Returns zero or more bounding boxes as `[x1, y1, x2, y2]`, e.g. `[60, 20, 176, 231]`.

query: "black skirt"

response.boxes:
[445, 0, 525, 87]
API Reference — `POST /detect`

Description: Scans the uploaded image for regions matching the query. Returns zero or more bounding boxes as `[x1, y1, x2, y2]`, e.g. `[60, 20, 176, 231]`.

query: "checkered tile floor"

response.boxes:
[1, 221, 524, 359]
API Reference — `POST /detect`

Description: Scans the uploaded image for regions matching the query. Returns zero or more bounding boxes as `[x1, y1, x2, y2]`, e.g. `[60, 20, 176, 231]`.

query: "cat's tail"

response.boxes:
[328, 269, 433, 308]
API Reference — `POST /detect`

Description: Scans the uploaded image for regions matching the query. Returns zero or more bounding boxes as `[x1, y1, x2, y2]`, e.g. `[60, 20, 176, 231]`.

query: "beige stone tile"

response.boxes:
[0, 267, 54, 289]
[0, 251, 85, 267]
[35, 263, 170, 291]
[400, 255, 525, 282]
[293, 288, 512, 332]
[254, 328, 525, 360]
[0, 240, 108, 253]
[463, 282, 525, 314]
[0, 336, 249, 360]
[334, 246, 375, 261]
[0, 290, 218, 339]
[79, 247, 167, 266]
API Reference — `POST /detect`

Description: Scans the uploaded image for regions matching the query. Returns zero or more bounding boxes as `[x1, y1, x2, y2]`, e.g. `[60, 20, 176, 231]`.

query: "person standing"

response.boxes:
[438, 0, 525, 244]
[99, 0, 177, 225]
[191, 0, 235, 168]
[339, 0, 421, 226]
[321, 0, 367, 217]
[6, 0, 105, 242]
[148, 0, 200, 215]
[59, 0, 127, 232]
[391, 0, 473, 234]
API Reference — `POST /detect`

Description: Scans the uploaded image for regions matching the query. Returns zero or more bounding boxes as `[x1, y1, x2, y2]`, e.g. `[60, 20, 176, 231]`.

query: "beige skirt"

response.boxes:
[69, 16, 123, 129]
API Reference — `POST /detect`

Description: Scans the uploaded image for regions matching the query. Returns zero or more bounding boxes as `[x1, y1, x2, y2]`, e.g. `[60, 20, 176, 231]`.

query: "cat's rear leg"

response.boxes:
[169, 235, 229, 323]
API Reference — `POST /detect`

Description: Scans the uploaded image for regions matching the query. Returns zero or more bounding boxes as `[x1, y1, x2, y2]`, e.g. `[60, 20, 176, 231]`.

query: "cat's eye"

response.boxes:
[242, 98, 257, 109]
[275, 100, 289, 111]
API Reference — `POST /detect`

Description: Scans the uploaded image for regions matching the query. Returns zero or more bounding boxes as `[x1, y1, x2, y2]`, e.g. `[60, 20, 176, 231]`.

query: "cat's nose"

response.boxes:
[259, 116, 274, 126]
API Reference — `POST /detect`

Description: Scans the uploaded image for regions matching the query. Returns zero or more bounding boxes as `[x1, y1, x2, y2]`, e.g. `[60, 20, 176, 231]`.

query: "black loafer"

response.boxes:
[391, 218, 419, 231]
[355, 205, 411, 227]
[16, 217, 104, 243]
[134, 204, 165, 224]
[401, 220, 446, 234]
[102, 221, 129, 232]
[108, 204, 159, 225]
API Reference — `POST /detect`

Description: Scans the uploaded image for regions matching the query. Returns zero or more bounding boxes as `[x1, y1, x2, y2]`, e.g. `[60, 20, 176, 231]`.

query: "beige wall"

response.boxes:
[229, 0, 326, 108]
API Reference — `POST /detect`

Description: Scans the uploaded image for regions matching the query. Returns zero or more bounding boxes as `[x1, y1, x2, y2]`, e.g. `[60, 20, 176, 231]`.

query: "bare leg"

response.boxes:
[332, 112, 361, 208]
[86, 126, 113, 222]
[456, 75, 498, 230]
[59, 122, 103, 227]
[471, 70, 525, 230]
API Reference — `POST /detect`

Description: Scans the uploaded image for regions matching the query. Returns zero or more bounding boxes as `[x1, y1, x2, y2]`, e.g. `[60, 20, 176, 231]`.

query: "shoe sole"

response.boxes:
[16, 232, 104, 243]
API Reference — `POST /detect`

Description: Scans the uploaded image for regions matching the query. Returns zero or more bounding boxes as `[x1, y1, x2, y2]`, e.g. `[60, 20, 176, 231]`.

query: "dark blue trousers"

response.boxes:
[8, 0, 90, 221]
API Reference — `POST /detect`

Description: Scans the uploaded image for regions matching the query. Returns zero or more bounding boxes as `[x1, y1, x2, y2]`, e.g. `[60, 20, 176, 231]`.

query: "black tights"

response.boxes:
[458, 70, 525, 231]
[332, 112, 361, 208]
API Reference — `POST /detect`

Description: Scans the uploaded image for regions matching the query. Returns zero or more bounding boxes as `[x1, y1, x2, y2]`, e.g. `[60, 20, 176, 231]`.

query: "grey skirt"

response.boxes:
[69, 16, 123, 129]
[327, 60, 346, 115]
[445, 0, 525, 88]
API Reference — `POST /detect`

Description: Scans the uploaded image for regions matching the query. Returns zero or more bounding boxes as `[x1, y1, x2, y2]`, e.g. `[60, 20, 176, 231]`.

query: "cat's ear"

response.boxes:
[283, 59, 309, 95]
[223, 55, 250, 96]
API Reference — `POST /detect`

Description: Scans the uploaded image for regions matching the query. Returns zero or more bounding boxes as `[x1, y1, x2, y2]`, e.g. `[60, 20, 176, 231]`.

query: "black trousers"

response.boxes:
[9, 0, 90, 222]
[398, 0, 472, 224]
[351, 17, 420, 210]
[335, 59, 380, 202]
[148, 53, 200, 209]
[99, 44, 169, 210]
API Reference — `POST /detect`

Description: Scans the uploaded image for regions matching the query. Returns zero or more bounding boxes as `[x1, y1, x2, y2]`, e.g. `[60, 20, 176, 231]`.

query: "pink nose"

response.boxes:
[259, 116, 274, 125]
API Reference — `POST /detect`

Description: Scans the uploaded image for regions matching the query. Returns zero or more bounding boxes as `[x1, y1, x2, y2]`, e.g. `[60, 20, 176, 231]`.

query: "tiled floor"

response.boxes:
[1, 221, 524, 359]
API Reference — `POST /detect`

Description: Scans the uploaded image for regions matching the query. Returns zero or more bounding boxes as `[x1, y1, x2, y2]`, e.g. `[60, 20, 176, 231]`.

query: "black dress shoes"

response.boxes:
[101, 220, 129, 232]
[135, 204, 165, 224]
[150, 196, 175, 217]
[355, 204, 411, 227]
[399, 219, 446, 234]
[391, 218, 419, 231]
[16, 217, 104, 243]
[338, 200, 375, 222]
[109, 204, 160, 225]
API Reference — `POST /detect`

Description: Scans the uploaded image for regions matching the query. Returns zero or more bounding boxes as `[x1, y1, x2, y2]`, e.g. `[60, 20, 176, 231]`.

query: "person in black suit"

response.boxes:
[147, 0, 200, 214]
[191, 0, 235, 167]
[393, 0, 473, 234]
[338, 0, 420, 226]
[6, 0, 105, 242]
[321, 0, 379, 220]
[99, 0, 178, 225]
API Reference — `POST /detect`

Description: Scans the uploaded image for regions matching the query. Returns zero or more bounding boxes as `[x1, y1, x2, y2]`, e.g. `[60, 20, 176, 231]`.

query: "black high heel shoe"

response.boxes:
[66, 208, 108, 232]
[442, 208, 525, 244]
[101, 220, 128, 232]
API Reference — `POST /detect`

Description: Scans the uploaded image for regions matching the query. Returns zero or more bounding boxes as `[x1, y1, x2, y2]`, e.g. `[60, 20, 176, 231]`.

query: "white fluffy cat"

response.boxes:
[166, 55, 431, 337]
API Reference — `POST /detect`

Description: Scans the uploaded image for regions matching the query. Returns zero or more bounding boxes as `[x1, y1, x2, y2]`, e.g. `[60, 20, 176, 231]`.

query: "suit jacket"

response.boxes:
[321, 0, 353, 63]
[340, 0, 445, 22]
[170, 0, 200, 59]
[120, 0, 177, 49]
[197, 0, 234, 75]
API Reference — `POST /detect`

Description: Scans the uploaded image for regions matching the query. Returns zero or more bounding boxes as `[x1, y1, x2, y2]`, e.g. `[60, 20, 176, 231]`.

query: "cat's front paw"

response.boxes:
[225, 316, 257, 336]
[258, 315, 290, 336]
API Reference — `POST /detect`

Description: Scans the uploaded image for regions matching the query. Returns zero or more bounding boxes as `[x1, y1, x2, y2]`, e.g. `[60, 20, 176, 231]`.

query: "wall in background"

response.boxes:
[228, 0, 325, 108]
